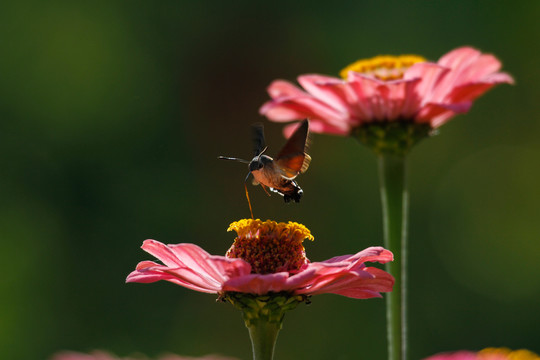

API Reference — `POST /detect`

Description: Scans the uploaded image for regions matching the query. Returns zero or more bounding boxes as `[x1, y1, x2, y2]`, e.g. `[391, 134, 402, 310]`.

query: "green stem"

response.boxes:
[246, 319, 281, 360]
[378, 153, 408, 360]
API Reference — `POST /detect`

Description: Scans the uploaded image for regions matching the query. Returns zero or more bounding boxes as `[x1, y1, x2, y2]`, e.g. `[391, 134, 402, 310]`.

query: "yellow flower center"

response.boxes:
[479, 348, 540, 360]
[226, 219, 314, 274]
[340, 54, 426, 80]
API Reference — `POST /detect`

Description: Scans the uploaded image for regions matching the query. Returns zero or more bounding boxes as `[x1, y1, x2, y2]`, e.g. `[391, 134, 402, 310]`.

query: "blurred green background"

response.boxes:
[1, 1, 538, 359]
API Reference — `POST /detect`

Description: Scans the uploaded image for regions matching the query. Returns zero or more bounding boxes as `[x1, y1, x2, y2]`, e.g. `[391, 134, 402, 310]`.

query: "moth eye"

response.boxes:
[249, 161, 264, 172]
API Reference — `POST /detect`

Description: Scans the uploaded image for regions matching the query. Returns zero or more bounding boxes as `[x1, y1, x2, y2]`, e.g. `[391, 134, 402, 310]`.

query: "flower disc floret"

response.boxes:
[479, 348, 540, 360]
[340, 54, 427, 80]
[226, 219, 314, 274]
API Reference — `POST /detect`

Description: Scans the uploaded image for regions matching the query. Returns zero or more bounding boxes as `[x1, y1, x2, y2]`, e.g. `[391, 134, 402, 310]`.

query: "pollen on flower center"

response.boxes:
[340, 54, 426, 81]
[226, 219, 314, 274]
[479, 348, 540, 360]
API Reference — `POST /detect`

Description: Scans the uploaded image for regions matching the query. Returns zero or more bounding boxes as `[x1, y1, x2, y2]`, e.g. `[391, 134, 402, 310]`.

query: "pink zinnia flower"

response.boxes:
[127, 219, 393, 359]
[126, 219, 394, 300]
[424, 348, 540, 360]
[260, 46, 514, 138]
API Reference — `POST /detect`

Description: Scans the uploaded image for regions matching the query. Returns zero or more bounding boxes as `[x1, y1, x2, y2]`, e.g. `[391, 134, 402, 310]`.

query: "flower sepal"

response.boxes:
[352, 121, 434, 155]
[220, 291, 309, 327]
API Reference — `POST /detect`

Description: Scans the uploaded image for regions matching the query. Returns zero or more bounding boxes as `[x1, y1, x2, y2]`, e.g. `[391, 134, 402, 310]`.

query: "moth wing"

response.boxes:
[251, 123, 266, 156]
[275, 120, 308, 161]
[275, 120, 309, 179]
[275, 154, 306, 179]
[300, 153, 311, 174]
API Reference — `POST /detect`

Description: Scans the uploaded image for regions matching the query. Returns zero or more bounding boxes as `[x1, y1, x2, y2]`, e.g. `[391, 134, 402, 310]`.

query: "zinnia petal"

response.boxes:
[292, 247, 395, 298]
[297, 265, 394, 298]
[297, 74, 351, 113]
[126, 261, 222, 293]
[267, 79, 308, 98]
[261, 95, 347, 124]
[423, 348, 540, 360]
[431, 46, 513, 103]
[320, 246, 394, 266]
[126, 241, 251, 293]
[417, 102, 473, 128]
[403, 62, 451, 105]
[283, 119, 350, 138]
[437, 47, 505, 84]
[222, 272, 291, 295]
[424, 351, 482, 360]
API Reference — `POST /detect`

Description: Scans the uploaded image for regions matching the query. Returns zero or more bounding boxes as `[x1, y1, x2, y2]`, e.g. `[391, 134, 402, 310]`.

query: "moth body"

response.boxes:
[250, 155, 303, 203]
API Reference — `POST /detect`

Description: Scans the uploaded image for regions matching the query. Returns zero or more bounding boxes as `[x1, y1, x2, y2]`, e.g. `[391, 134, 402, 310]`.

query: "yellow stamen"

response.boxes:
[227, 219, 314, 242]
[226, 219, 314, 274]
[340, 54, 426, 81]
[479, 348, 540, 360]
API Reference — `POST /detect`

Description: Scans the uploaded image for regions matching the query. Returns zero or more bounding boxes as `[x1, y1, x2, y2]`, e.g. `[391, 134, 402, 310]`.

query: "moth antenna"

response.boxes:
[244, 172, 254, 219]
[255, 146, 269, 163]
[258, 146, 268, 156]
[218, 156, 250, 164]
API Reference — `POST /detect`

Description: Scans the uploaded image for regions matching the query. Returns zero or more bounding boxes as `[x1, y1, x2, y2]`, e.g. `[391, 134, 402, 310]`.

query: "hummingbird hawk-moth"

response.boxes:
[219, 119, 311, 203]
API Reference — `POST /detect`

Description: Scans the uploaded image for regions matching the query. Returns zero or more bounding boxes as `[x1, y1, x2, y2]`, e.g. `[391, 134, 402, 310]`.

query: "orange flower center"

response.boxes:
[340, 54, 426, 81]
[479, 348, 540, 360]
[226, 219, 314, 274]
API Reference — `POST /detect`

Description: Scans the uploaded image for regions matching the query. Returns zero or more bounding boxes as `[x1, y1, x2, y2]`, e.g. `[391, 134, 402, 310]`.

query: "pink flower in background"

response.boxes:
[52, 350, 239, 360]
[126, 219, 394, 299]
[424, 351, 505, 360]
[52, 351, 121, 360]
[424, 348, 540, 360]
[159, 355, 238, 360]
[260, 47, 514, 136]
